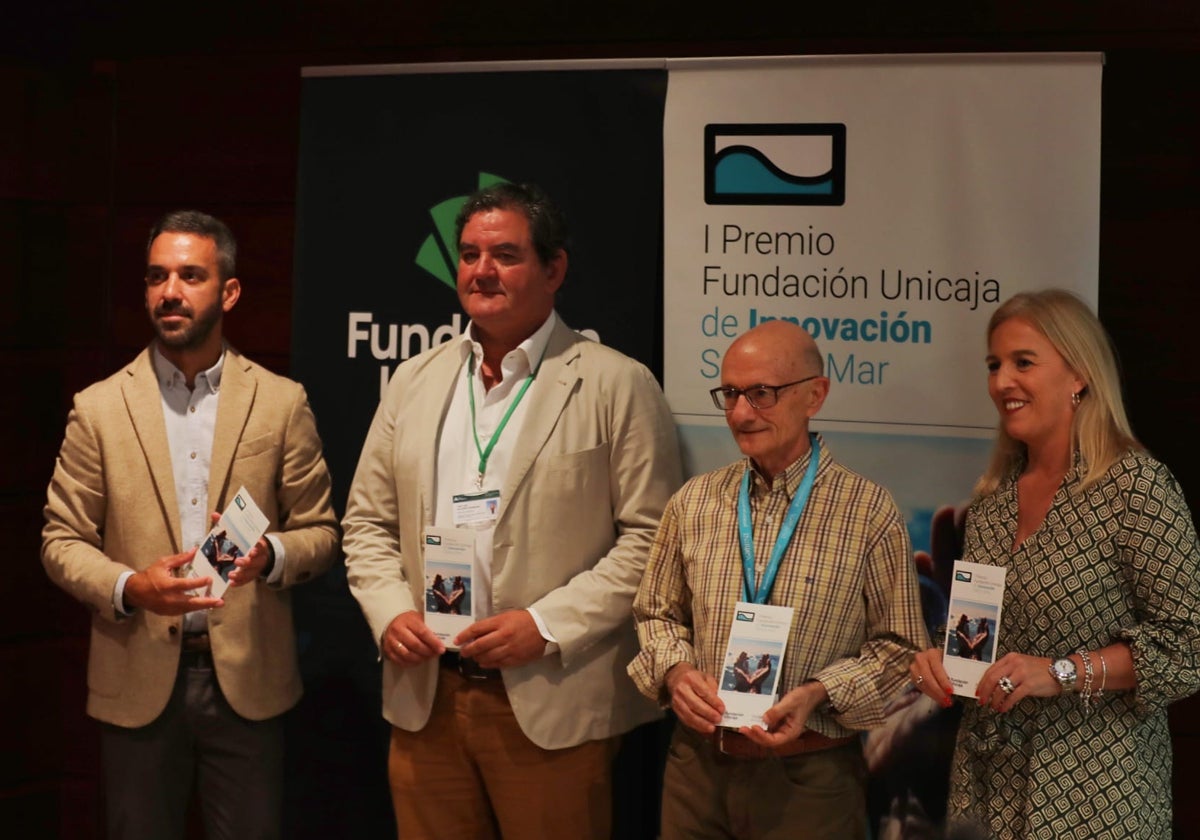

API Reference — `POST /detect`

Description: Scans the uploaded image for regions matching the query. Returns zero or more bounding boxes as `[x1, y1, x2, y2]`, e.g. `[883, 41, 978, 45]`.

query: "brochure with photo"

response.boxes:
[188, 486, 270, 599]
[943, 560, 1007, 697]
[717, 601, 795, 729]
[423, 526, 475, 648]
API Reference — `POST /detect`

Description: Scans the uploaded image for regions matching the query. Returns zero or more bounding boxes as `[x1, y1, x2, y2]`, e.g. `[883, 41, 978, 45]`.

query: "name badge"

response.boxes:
[452, 490, 500, 527]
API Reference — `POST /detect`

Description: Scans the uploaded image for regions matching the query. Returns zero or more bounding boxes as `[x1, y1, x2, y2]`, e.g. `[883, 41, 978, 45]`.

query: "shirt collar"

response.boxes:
[151, 343, 226, 394]
[457, 310, 558, 376]
[748, 433, 826, 498]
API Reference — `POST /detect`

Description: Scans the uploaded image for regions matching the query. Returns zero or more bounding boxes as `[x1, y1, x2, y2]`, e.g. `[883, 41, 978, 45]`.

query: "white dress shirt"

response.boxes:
[113, 346, 285, 628]
[434, 311, 558, 646]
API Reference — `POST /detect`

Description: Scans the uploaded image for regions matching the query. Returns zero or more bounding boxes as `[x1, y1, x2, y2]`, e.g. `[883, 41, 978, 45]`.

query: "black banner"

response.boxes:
[287, 66, 668, 839]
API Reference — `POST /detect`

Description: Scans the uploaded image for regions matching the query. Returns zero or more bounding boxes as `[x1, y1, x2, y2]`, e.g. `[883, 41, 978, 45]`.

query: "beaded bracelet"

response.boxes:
[1077, 648, 1094, 713]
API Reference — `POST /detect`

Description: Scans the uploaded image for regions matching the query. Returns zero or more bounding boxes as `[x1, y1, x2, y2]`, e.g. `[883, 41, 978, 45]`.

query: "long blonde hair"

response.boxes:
[975, 289, 1140, 496]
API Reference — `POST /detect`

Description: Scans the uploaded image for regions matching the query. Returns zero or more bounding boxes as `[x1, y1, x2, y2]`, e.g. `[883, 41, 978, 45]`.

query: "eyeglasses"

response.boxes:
[709, 376, 820, 411]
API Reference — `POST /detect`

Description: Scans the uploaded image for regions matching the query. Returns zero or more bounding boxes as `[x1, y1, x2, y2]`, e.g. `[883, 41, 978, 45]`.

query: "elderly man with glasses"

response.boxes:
[629, 319, 928, 840]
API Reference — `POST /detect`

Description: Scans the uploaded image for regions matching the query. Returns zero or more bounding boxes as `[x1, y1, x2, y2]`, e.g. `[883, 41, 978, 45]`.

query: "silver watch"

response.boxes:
[1049, 657, 1077, 692]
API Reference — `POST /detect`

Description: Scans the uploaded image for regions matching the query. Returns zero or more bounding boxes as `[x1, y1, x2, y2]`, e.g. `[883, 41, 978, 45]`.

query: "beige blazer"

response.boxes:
[343, 319, 682, 749]
[42, 347, 340, 728]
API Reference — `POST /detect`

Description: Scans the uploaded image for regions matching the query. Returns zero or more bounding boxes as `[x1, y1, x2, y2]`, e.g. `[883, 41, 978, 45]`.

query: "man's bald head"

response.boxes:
[720, 321, 829, 479]
[725, 320, 823, 383]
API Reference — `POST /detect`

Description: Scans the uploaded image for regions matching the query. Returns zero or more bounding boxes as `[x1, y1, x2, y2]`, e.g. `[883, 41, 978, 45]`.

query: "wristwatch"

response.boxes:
[1049, 656, 1078, 692]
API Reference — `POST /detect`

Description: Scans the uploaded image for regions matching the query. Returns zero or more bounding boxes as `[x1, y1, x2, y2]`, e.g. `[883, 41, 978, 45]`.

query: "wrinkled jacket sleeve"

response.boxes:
[526, 362, 683, 666]
[342, 379, 419, 650]
[269, 385, 340, 588]
[42, 394, 128, 621]
[628, 495, 695, 704]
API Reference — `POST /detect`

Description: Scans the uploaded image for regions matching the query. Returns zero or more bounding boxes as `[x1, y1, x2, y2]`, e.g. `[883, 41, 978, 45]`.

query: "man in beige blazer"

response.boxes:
[42, 210, 339, 839]
[343, 183, 682, 839]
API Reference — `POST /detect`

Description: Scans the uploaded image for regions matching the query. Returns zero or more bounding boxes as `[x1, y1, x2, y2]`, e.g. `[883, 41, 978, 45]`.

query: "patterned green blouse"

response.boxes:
[949, 450, 1200, 839]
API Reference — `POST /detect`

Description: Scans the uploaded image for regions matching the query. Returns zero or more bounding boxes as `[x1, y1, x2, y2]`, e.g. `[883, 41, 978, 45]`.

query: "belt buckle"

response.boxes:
[459, 655, 490, 681]
[181, 632, 211, 653]
[716, 729, 734, 755]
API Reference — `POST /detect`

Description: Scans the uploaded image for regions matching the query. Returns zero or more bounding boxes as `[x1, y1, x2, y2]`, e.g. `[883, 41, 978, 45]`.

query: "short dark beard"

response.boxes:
[152, 298, 222, 350]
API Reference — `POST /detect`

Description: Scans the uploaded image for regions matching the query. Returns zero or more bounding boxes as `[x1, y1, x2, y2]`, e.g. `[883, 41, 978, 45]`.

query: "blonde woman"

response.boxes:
[910, 289, 1200, 839]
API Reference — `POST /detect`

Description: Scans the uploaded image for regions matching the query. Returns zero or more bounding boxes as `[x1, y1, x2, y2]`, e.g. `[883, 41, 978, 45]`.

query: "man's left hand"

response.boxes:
[227, 537, 272, 586]
[456, 611, 546, 669]
[208, 511, 272, 587]
[739, 680, 829, 748]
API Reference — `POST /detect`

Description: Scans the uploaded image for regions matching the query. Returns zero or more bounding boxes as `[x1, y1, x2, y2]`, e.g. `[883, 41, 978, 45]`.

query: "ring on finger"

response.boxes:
[914, 675, 925, 688]
[998, 676, 1015, 695]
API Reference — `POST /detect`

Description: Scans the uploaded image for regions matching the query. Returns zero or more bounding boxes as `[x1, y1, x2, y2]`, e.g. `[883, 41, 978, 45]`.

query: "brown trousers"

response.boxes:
[388, 665, 616, 840]
[660, 725, 867, 840]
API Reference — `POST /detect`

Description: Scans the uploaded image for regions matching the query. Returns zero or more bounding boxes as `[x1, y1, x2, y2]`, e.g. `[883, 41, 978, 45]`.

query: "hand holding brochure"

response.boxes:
[423, 526, 475, 648]
[943, 560, 1007, 697]
[187, 486, 270, 599]
[717, 602, 795, 729]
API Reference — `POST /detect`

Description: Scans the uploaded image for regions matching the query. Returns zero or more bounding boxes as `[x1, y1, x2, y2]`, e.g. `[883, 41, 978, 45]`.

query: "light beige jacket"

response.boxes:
[343, 319, 682, 749]
[42, 347, 340, 728]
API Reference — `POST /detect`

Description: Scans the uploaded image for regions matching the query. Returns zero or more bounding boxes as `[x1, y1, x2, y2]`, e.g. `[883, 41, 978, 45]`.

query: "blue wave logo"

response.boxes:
[705, 124, 846, 206]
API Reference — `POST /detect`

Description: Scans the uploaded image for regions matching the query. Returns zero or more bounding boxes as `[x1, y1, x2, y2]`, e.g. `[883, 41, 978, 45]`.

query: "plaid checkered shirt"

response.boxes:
[629, 436, 930, 737]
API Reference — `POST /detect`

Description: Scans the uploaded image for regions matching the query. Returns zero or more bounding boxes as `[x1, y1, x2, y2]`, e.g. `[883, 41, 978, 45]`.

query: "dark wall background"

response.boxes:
[4, 3, 1200, 837]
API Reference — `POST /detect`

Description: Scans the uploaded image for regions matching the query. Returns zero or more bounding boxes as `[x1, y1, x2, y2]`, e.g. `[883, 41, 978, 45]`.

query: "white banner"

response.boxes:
[664, 53, 1101, 511]
[663, 54, 1101, 834]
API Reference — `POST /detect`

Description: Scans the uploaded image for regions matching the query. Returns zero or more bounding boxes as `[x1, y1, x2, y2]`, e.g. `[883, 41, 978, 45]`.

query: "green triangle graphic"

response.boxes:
[415, 234, 454, 290]
[431, 196, 466, 266]
[414, 172, 512, 290]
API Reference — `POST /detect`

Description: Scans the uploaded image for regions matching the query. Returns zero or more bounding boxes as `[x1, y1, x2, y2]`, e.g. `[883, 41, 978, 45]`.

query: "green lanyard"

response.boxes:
[467, 351, 541, 490]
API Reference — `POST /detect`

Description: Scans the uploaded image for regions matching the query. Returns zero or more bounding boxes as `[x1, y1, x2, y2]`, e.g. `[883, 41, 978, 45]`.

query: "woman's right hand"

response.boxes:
[910, 647, 955, 708]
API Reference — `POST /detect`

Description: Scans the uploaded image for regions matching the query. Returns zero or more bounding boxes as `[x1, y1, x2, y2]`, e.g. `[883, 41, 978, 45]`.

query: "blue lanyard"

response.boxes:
[737, 434, 821, 604]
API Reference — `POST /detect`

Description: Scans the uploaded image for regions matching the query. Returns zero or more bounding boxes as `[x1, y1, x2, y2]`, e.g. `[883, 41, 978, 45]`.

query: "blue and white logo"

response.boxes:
[705, 123, 846, 206]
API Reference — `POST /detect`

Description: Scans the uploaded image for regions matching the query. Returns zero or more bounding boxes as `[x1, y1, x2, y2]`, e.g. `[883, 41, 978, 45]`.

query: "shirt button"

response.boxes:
[191, 498, 198, 506]
[189, 451, 197, 460]
[189, 406, 196, 413]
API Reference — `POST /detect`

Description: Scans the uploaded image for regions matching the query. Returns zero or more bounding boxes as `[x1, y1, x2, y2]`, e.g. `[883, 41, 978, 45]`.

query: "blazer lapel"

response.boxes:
[416, 342, 469, 526]
[501, 322, 581, 510]
[122, 348, 183, 552]
[208, 348, 255, 511]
